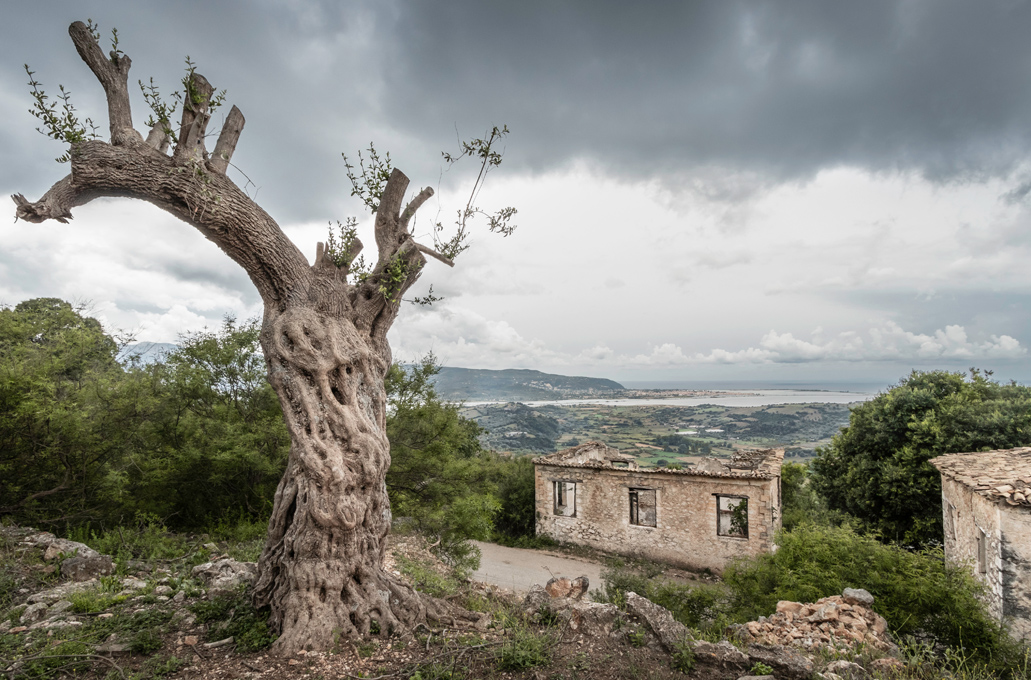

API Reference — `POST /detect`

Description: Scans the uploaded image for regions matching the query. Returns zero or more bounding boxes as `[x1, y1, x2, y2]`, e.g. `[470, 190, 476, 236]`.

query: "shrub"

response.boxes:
[495, 628, 552, 670]
[723, 523, 1023, 672]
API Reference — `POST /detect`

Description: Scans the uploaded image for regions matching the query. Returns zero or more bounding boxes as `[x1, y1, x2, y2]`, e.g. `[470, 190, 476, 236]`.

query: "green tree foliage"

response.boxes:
[0, 298, 127, 521]
[0, 298, 539, 555]
[810, 369, 1031, 546]
[385, 356, 500, 572]
[113, 317, 290, 527]
[491, 455, 537, 541]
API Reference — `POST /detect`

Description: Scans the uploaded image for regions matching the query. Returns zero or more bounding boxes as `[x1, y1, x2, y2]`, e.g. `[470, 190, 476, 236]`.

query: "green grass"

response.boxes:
[394, 553, 465, 599]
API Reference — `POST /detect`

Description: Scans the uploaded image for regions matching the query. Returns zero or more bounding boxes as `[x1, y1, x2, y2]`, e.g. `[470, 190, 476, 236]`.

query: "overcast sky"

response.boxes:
[3, 1, 1031, 386]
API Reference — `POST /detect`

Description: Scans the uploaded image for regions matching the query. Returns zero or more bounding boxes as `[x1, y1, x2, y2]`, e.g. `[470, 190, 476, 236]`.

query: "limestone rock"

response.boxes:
[625, 591, 692, 653]
[691, 640, 750, 674]
[21, 532, 101, 562]
[826, 659, 866, 679]
[191, 558, 257, 596]
[61, 554, 115, 581]
[522, 584, 552, 612]
[747, 644, 814, 680]
[563, 600, 619, 635]
[20, 602, 49, 624]
[841, 588, 874, 607]
[870, 657, 905, 673]
[544, 575, 589, 600]
[47, 600, 74, 618]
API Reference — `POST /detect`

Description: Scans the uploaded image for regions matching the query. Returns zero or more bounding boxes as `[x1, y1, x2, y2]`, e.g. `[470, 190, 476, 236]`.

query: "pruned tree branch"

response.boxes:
[375, 168, 411, 261]
[144, 122, 170, 153]
[173, 72, 214, 163]
[68, 21, 139, 147]
[210, 105, 245, 173]
[414, 242, 454, 267]
[400, 186, 434, 230]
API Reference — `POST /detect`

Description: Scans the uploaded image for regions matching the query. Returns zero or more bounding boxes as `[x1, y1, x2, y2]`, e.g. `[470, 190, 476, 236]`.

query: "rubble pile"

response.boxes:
[738, 589, 895, 652]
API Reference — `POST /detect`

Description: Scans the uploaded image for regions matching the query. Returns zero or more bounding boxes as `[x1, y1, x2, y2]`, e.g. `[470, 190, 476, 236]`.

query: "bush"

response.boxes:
[723, 523, 1022, 672]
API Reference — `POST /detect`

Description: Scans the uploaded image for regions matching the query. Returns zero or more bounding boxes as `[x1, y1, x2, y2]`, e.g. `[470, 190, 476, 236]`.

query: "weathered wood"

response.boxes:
[68, 21, 140, 147]
[210, 105, 245, 174]
[144, 122, 170, 153]
[173, 73, 214, 163]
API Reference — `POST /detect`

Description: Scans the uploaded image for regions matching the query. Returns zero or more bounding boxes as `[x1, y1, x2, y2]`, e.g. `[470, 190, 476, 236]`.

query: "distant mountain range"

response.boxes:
[431, 367, 624, 401]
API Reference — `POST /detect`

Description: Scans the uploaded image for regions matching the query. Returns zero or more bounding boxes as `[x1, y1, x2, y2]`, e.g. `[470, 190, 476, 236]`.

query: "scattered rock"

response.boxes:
[746, 644, 814, 680]
[543, 575, 589, 600]
[96, 642, 131, 654]
[184, 635, 199, 646]
[47, 600, 74, 617]
[26, 579, 99, 604]
[563, 601, 620, 636]
[691, 640, 750, 674]
[842, 588, 874, 608]
[191, 558, 257, 597]
[20, 602, 49, 624]
[825, 659, 865, 678]
[173, 590, 186, 603]
[20, 532, 100, 561]
[203, 542, 218, 551]
[121, 577, 147, 590]
[737, 676, 774, 680]
[523, 584, 552, 612]
[61, 554, 115, 581]
[870, 657, 906, 673]
[739, 591, 895, 653]
[154, 585, 174, 596]
[625, 591, 692, 653]
[0, 621, 10, 634]
[9, 626, 28, 633]
[97, 613, 114, 619]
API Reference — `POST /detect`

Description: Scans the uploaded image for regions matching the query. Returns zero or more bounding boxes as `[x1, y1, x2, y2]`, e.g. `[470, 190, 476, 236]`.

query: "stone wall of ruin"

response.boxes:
[1001, 504, 1031, 640]
[535, 464, 778, 572]
[941, 477, 1004, 621]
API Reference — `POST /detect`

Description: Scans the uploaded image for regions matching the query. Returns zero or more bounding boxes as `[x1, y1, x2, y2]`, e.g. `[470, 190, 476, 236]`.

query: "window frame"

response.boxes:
[553, 480, 577, 517]
[716, 494, 749, 539]
[628, 487, 657, 528]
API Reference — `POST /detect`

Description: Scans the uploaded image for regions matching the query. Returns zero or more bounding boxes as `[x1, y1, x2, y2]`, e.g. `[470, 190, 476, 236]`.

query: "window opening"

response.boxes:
[977, 528, 988, 574]
[553, 481, 576, 517]
[945, 500, 958, 541]
[628, 488, 656, 527]
[717, 495, 748, 538]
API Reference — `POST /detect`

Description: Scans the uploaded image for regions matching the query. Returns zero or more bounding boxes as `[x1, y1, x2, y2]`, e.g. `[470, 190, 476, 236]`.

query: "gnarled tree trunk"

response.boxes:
[13, 21, 469, 654]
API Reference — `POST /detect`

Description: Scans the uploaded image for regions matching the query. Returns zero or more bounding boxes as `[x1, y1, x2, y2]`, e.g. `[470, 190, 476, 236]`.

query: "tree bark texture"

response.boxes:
[12, 21, 472, 654]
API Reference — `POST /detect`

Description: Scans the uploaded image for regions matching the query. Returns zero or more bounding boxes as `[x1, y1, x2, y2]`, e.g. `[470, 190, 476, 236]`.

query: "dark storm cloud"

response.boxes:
[378, 0, 1031, 184]
[5, 0, 1031, 222]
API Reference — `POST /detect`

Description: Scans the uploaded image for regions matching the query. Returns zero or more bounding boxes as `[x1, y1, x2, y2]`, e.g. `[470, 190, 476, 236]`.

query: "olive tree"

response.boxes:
[12, 21, 512, 653]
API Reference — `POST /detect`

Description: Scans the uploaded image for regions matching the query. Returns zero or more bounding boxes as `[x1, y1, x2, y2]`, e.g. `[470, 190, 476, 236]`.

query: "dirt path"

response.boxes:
[470, 540, 606, 596]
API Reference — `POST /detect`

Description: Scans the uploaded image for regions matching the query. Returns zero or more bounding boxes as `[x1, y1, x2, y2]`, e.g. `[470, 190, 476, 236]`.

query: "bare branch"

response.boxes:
[12, 176, 94, 224]
[67, 21, 139, 147]
[173, 73, 214, 163]
[210, 105, 245, 173]
[414, 242, 454, 267]
[400, 186, 434, 231]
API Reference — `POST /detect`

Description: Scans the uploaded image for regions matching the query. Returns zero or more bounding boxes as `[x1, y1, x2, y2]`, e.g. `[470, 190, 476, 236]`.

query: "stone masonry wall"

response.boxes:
[1001, 505, 1031, 640]
[941, 478, 1004, 621]
[535, 464, 777, 572]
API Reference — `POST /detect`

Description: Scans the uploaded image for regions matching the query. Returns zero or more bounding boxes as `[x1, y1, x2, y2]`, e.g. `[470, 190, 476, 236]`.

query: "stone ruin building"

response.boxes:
[931, 447, 1031, 640]
[533, 441, 783, 571]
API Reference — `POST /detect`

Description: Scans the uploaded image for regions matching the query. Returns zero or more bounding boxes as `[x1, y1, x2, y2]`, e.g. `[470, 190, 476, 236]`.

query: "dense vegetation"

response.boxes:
[810, 369, 1031, 546]
[0, 299, 535, 570]
[4, 297, 1030, 678]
